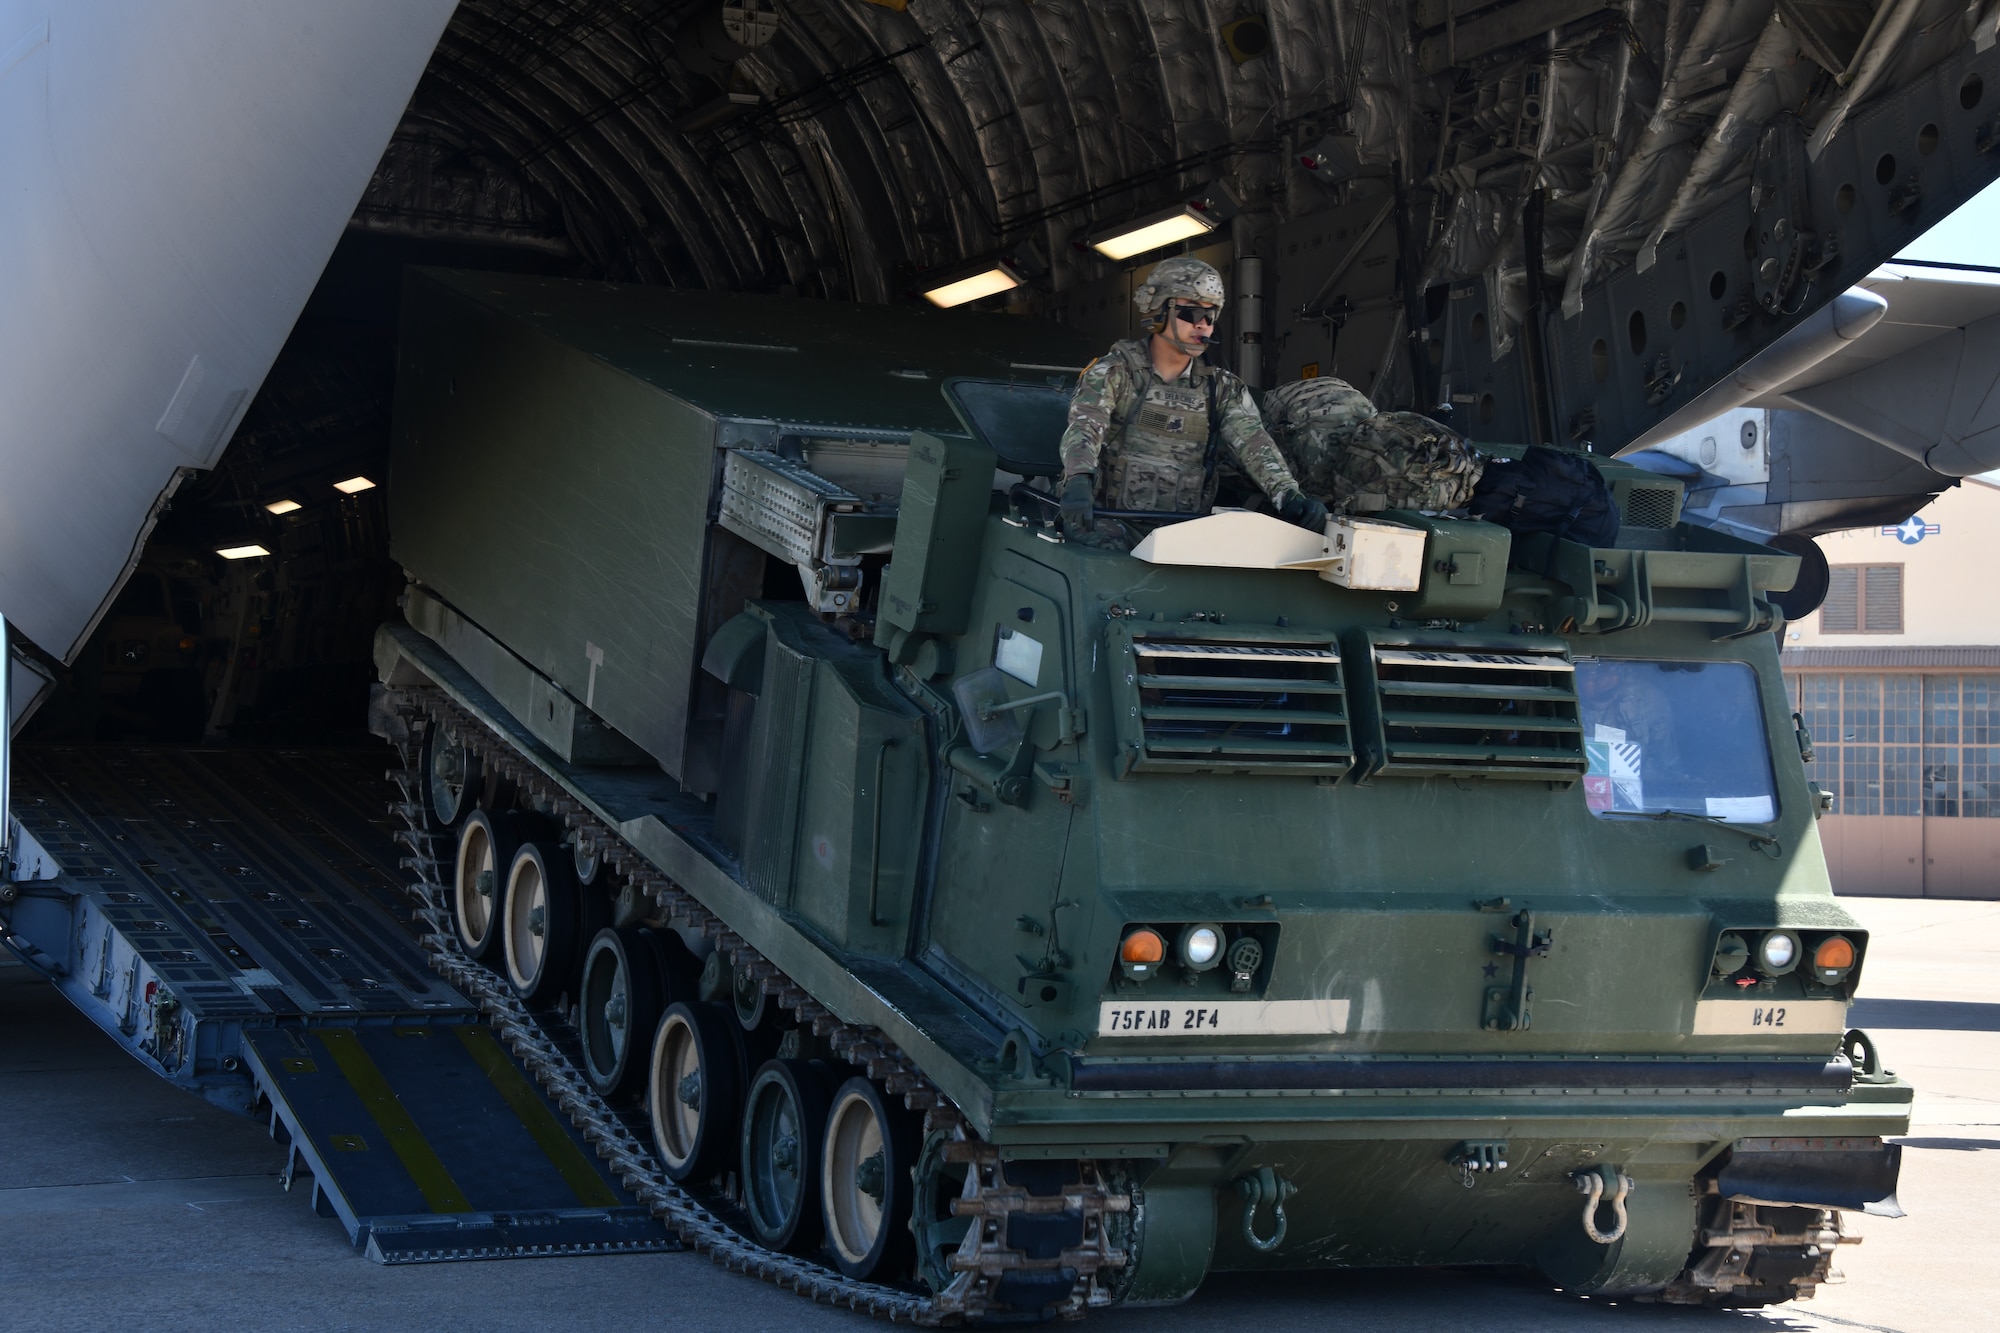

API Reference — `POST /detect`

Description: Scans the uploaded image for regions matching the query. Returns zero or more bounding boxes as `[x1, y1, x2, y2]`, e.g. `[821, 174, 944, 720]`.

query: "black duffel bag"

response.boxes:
[1465, 444, 1620, 547]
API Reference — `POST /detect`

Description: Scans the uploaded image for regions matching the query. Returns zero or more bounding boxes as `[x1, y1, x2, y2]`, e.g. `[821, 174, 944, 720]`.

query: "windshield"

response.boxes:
[941, 378, 1071, 476]
[1573, 659, 1777, 824]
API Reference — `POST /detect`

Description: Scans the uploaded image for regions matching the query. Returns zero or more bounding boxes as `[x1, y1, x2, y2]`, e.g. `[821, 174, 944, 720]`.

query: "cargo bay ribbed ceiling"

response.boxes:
[356, 0, 1992, 316]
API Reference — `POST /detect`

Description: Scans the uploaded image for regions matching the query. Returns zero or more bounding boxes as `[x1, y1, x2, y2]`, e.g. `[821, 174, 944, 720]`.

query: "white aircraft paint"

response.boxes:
[0, 0, 457, 667]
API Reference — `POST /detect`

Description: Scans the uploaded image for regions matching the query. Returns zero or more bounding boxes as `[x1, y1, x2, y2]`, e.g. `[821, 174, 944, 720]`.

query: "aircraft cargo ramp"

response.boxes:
[0, 744, 671, 1263]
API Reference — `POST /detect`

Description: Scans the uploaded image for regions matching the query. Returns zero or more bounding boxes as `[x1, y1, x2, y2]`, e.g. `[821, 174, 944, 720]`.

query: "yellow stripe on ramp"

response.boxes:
[315, 1029, 471, 1214]
[453, 1024, 621, 1208]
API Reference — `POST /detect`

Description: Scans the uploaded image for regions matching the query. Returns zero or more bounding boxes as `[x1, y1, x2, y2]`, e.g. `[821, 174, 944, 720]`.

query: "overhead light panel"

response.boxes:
[1088, 203, 1219, 262]
[1220, 16, 1271, 65]
[264, 499, 302, 515]
[921, 261, 1023, 309]
[216, 544, 270, 560]
[333, 475, 377, 494]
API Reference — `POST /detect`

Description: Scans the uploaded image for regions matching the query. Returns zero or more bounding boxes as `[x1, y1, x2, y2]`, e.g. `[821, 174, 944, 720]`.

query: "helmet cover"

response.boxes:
[1133, 257, 1226, 354]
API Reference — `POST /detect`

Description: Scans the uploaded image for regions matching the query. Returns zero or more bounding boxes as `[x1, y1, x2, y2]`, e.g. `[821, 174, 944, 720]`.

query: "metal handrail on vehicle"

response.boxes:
[1006, 482, 1208, 529]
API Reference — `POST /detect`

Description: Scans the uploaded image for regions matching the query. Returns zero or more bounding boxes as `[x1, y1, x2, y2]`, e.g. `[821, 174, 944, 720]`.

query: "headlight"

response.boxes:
[1812, 935, 1857, 984]
[1757, 930, 1800, 975]
[1712, 933, 1749, 976]
[1179, 924, 1222, 972]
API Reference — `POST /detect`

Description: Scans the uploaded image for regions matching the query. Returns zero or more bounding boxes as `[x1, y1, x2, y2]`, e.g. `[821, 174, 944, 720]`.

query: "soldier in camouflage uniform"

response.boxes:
[1261, 375, 1484, 515]
[1057, 257, 1327, 546]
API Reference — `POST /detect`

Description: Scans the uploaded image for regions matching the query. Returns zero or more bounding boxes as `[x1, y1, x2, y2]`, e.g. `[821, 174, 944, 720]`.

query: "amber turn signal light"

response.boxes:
[1119, 927, 1165, 982]
[1812, 935, 1857, 983]
[1121, 929, 1165, 965]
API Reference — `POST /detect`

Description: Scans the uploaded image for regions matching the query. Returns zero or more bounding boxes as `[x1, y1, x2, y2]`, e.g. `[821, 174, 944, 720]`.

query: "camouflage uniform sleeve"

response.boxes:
[1058, 354, 1129, 480]
[1215, 375, 1303, 502]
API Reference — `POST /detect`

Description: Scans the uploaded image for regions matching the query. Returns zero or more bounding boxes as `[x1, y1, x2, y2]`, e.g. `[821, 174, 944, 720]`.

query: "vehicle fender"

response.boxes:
[1536, 1165, 1698, 1295]
[701, 610, 768, 694]
[1716, 1138, 1903, 1217]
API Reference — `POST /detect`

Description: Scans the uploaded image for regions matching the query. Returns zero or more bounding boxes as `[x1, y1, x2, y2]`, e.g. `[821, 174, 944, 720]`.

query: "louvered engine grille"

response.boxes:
[1121, 635, 1350, 775]
[1370, 647, 1585, 780]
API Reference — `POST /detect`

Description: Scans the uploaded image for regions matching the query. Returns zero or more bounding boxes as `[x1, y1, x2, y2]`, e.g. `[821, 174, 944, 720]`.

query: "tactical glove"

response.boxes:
[1278, 490, 1330, 533]
[1060, 474, 1095, 539]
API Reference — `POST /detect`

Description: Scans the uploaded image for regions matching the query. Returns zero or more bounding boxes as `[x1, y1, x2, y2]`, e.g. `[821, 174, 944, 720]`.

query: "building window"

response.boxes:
[1968, 675, 2000, 818]
[1967, 746, 2000, 819]
[1792, 672, 2000, 818]
[1969, 675, 2000, 744]
[1882, 677, 1922, 814]
[1925, 676, 1959, 816]
[1820, 564, 1904, 633]
[1882, 745, 1922, 815]
[1841, 673, 1879, 743]
[1842, 739, 1881, 816]
[1883, 675, 1921, 742]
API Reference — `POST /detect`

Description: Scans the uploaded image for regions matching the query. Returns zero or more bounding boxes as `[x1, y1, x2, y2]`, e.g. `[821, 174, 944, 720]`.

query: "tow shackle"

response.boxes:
[1234, 1166, 1298, 1253]
[1572, 1163, 1634, 1245]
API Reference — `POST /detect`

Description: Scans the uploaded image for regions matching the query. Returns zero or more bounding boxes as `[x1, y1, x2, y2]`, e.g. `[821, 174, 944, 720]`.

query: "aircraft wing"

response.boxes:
[1624, 262, 2000, 547]
[1766, 262, 2000, 477]
[1800, 262, 2000, 388]
[0, 0, 455, 695]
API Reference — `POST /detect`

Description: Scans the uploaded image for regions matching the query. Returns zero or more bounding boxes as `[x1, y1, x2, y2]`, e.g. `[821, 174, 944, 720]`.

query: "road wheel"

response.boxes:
[423, 729, 481, 827]
[911, 1125, 976, 1296]
[636, 927, 703, 1009]
[570, 828, 602, 887]
[648, 1001, 740, 1182]
[452, 810, 516, 963]
[579, 927, 669, 1096]
[822, 1076, 919, 1280]
[741, 1059, 834, 1254]
[502, 841, 587, 1003]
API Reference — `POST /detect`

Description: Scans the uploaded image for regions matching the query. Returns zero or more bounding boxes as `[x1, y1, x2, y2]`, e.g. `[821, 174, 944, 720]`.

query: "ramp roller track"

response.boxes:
[384, 685, 1135, 1323]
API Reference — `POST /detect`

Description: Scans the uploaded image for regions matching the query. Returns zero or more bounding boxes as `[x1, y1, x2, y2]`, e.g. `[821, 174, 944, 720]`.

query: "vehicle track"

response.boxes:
[383, 685, 1132, 1323]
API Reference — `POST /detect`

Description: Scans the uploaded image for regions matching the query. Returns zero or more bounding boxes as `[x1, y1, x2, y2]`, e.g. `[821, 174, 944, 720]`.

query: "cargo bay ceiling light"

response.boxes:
[216, 544, 270, 560]
[264, 499, 302, 515]
[1087, 202, 1219, 261]
[333, 475, 377, 494]
[920, 259, 1023, 309]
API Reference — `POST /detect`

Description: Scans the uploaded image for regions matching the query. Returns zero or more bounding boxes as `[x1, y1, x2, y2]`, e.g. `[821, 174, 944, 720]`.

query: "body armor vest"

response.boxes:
[1100, 370, 1218, 513]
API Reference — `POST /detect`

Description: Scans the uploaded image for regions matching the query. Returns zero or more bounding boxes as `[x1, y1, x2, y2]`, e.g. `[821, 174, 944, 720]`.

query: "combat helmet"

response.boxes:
[1133, 257, 1226, 354]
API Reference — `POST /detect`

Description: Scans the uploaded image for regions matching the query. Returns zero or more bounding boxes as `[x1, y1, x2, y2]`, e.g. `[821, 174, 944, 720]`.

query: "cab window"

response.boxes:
[1574, 659, 1777, 823]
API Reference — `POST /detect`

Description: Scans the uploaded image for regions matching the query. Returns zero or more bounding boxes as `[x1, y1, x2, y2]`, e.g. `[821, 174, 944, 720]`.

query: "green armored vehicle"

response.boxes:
[374, 268, 1907, 1319]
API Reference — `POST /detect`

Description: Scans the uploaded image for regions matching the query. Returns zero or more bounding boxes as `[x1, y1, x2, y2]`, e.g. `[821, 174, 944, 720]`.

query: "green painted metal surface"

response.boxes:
[389, 269, 1098, 784]
[384, 272, 1909, 1292]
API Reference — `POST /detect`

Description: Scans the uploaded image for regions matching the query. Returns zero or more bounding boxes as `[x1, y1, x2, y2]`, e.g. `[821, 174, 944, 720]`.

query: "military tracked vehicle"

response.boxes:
[371, 267, 1907, 1318]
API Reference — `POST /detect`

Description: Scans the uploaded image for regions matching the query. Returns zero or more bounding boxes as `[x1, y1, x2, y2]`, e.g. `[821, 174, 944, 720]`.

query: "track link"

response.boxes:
[382, 685, 1131, 1322]
[1656, 1197, 1852, 1307]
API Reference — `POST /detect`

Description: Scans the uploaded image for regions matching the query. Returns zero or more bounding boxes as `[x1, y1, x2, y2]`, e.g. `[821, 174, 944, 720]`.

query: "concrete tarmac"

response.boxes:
[3, 895, 1994, 1333]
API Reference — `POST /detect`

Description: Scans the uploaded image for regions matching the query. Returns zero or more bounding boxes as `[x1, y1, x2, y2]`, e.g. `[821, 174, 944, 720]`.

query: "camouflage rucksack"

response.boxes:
[1264, 377, 1483, 514]
[1333, 411, 1485, 513]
